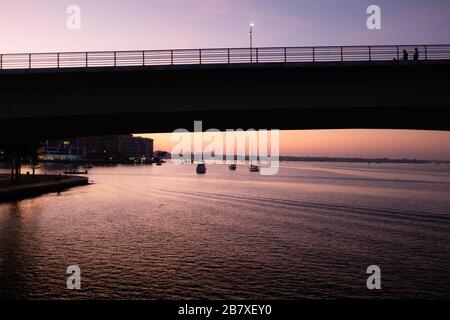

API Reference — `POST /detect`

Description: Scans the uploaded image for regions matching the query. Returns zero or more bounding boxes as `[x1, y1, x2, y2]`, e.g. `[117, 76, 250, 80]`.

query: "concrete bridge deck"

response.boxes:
[1, 44, 450, 144]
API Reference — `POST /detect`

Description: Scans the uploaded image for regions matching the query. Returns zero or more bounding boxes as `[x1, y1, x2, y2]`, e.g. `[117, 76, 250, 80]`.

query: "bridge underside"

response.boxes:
[1, 60, 450, 144]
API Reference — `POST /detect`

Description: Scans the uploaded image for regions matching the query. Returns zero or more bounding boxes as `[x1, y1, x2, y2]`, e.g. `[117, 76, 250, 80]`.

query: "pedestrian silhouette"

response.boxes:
[403, 49, 409, 61]
[413, 47, 419, 61]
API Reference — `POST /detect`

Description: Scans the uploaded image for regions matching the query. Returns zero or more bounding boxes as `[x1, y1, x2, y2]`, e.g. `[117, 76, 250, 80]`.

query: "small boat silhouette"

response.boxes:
[64, 170, 88, 175]
[249, 165, 260, 173]
[196, 163, 207, 174]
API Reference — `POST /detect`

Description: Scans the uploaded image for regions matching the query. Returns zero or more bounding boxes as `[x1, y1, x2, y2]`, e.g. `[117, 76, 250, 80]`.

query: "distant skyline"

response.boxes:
[2, 1, 450, 159]
[138, 130, 450, 161]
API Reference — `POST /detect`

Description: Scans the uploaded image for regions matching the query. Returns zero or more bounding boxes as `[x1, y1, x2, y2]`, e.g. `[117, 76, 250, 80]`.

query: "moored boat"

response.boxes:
[64, 170, 88, 175]
[196, 163, 207, 174]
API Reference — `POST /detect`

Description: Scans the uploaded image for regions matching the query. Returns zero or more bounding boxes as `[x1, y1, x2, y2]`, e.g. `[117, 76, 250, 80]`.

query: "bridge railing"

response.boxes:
[1, 44, 450, 70]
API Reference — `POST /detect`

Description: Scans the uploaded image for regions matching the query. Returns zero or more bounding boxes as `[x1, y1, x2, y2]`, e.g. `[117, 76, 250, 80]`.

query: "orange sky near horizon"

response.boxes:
[136, 130, 450, 160]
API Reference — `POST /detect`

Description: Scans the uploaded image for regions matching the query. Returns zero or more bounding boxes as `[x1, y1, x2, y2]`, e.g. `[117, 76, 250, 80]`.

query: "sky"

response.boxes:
[1, 0, 450, 159]
[137, 130, 450, 160]
[1, 0, 450, 53]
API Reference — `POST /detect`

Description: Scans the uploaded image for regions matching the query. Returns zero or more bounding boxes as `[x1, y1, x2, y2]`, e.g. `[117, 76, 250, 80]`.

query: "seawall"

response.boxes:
[0, 175, 89, 202]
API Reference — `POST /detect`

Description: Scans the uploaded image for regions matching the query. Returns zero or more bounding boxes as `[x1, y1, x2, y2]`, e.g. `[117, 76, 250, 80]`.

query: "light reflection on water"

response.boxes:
[0, 162, 449, 299]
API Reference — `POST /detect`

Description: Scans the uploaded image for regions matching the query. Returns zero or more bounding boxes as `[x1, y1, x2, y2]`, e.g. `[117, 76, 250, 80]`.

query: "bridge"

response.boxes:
[1, 44, 450, 144]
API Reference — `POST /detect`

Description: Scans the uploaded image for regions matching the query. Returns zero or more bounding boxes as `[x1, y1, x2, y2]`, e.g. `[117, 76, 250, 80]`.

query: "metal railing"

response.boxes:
[1, 44, 450, 71]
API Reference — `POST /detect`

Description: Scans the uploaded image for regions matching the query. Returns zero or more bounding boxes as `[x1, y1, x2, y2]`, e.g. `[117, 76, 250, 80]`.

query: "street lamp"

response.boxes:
[249, 23, 254, 63]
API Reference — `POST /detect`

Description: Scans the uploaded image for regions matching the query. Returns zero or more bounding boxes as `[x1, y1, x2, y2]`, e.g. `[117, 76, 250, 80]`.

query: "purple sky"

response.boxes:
[1, 0, 450, 53]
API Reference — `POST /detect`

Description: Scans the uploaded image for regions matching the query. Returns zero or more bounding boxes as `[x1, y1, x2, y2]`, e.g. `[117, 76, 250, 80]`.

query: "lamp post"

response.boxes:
[249, 23, 254, 63]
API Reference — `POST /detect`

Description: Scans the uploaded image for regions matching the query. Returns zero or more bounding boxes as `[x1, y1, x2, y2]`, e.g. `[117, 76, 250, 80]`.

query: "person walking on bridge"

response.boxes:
[403, 49, 409, 61]
[413, 47, 419, 61]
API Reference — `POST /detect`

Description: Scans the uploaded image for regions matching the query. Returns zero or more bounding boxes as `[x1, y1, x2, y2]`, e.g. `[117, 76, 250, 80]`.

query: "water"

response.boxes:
[0, 162, 449, 299]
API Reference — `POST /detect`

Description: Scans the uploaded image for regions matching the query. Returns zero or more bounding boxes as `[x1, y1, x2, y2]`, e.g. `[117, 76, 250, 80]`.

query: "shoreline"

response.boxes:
[0, 175, 89, 202]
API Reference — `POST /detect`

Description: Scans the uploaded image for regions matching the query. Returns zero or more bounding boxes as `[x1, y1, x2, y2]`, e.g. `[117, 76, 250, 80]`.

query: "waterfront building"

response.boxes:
[39, 139, 86, 161]
[78, 135, 154, 162]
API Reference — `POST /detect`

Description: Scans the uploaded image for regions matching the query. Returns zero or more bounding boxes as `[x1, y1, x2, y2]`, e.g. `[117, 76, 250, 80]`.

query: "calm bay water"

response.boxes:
[0, 162, 449, 299]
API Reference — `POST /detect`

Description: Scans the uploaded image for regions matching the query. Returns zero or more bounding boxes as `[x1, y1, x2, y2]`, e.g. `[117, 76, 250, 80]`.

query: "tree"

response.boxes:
[1, 141, 42, 182]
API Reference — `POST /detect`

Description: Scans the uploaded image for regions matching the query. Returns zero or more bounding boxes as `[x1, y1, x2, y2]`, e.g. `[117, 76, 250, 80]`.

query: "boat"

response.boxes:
[86, 164, 94, 169]
[155, 162, 163, 166]
[196, 163, 207, 174]
[249, 164, 260, 173]
[229, 164, 237, 171]
[64, 170, 88, 175]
